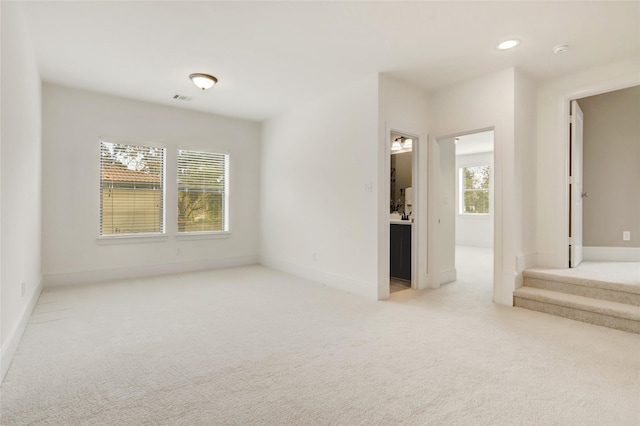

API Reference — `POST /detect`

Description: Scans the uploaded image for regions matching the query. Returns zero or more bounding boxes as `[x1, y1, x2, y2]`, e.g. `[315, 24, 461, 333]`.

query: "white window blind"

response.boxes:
[177, 150, 228, 233]
[100, 141, 165, 236]
[460, 165, 490, 214]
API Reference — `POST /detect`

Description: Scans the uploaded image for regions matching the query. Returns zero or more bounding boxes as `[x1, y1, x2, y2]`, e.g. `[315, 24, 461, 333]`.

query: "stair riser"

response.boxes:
[524, 277, 640, 306]
[514, 297, 640, 334]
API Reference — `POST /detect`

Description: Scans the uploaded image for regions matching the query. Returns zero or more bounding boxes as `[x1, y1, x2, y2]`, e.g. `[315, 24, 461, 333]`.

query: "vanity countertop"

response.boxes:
[390, 219, 412, 225]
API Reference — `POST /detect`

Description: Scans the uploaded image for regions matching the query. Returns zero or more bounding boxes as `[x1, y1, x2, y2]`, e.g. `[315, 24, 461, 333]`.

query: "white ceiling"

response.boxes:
[455, 131, 495, 156]
[19, 1, 640, 122]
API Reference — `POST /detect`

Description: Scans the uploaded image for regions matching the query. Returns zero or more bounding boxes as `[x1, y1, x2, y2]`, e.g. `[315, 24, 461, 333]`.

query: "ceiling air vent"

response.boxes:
[172, 93, 193, 102]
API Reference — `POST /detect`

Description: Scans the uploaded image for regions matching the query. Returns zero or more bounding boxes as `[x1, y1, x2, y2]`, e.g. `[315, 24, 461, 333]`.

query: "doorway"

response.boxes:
[433, 130, 495, 295]
[454, 131, 495, 291]
[567, 86, 640, 279]
[389, 132, 414, 293]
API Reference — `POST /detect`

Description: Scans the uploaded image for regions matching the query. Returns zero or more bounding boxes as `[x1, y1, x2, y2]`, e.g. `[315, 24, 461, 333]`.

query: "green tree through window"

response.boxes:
[461, 165, 490, 214]
[177, 150, 228, 232]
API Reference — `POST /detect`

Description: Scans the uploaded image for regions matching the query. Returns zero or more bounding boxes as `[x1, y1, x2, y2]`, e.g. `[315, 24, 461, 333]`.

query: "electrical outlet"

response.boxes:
[21, 282, 26, 298]
[623, 231, 631, 241]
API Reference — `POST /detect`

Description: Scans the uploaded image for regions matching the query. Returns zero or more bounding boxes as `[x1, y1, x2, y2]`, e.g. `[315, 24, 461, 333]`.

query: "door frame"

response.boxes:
[569, 100, 584, 268]
[429, 128, 496, 291]
[381, 127, 425, 298]
[561, 78, 639, 268]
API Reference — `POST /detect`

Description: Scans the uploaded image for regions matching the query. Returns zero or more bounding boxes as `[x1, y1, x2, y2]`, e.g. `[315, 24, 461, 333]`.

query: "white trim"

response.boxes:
[459, 164, 491, 215]
[100, 135, 168, 149]
[431, 127, 499, 299]
[439, 268, 457, 285]
[458, 213, 491, 219]
[175, 231, 231, 241]
[99, 138, 167, 238]
[516, 252, 538, 272]
[407, 131, 421, 292]
[515, 252, 538, 288]
[496, 271, 516, 306]
[97, 234, 169, 245]
[1, 278, 43, 382]
[583, 247, 640, 262]
[557, 72, 640, 269]
[378, 124, 392, 300]
[42, 255, 257, 287]
[260, 255, 376, 300]
[380, 126, 425, 299]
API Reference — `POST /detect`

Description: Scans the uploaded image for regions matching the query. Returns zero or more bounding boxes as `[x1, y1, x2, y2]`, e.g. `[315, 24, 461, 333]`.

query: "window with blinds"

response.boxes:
[100, 141, 165, 236]
[177, 150, 228, 233]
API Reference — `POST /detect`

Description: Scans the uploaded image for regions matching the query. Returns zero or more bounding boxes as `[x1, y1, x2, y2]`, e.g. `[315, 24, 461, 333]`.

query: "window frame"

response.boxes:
[176, 149, 230, 236]
[98, 137, 167, 241]
[459, 163, 491, 216]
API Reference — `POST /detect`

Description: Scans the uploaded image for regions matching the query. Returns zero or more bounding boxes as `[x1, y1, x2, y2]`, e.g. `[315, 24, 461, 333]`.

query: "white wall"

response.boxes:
[536, 58, 640, 268]
[455, 152, 494, 248]
[514, 69, 537, 283]
[0, 2, 43, 380]
[438, 139, 456, 281]
[42, 84, 260, 285]
[260, 75, 380, 299]
[429, 68, 516, 305]
[378, 74, 430, 297]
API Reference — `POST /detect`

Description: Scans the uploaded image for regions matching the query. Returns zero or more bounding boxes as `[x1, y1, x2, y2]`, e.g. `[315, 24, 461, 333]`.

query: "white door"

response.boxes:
[427, 136, 442, 287]
[570, 100, 584, 268]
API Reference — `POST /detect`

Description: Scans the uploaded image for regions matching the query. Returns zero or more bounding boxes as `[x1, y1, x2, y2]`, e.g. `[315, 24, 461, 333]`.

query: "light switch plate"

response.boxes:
[623, 231, 631, 241]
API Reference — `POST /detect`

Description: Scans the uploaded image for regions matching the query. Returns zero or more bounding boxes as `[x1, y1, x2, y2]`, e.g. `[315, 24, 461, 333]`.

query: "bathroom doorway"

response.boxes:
[389, 132, 414, 293]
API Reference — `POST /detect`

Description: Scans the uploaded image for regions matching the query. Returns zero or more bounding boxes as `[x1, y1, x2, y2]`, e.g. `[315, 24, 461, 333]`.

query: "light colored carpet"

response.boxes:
[532, 261, 640, 286]
[1, 257, 639, 425]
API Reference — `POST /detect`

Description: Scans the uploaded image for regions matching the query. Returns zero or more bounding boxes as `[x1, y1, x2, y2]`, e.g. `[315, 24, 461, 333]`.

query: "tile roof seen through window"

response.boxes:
[102, 165, 161, 183]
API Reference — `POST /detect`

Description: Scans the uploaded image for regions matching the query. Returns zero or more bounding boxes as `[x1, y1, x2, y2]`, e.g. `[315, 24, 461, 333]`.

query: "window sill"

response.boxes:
[175, 231, 231, 241]
[97, 234, 169, 245]
[458, 213, 491, 219]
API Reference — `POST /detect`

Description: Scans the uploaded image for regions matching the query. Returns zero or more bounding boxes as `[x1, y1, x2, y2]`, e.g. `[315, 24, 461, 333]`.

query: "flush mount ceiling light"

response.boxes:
[497, 39, 520, 50]
[552, 44, 570, 54]
[189, 73, 218, 91]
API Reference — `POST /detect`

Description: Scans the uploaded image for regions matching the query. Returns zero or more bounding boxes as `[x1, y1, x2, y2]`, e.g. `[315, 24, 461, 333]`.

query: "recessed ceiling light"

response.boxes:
[497, 39, 520, 50]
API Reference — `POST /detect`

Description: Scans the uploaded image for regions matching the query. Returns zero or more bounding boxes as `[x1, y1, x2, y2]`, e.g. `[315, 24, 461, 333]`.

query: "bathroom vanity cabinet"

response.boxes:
[390, 223, 411, 281]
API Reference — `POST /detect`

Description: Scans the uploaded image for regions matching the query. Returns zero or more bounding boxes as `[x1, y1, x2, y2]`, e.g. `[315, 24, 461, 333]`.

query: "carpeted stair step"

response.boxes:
[523, 270, 640, 306]
[514, 287, 640, 334]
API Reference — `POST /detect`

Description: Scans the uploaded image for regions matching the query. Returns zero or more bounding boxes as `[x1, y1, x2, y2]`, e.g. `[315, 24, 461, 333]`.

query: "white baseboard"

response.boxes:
[259, 255, 376, 300]
[439, 268, 457, 285]
[43, 255, 258, 287]
[583, 246, 640, 262]
[496, 271, 516, 307]
[536, 252, 567, 269]
[515, 252, 538, 289]
[1, 278, 43, 382]
[516, 252, 537, 272]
